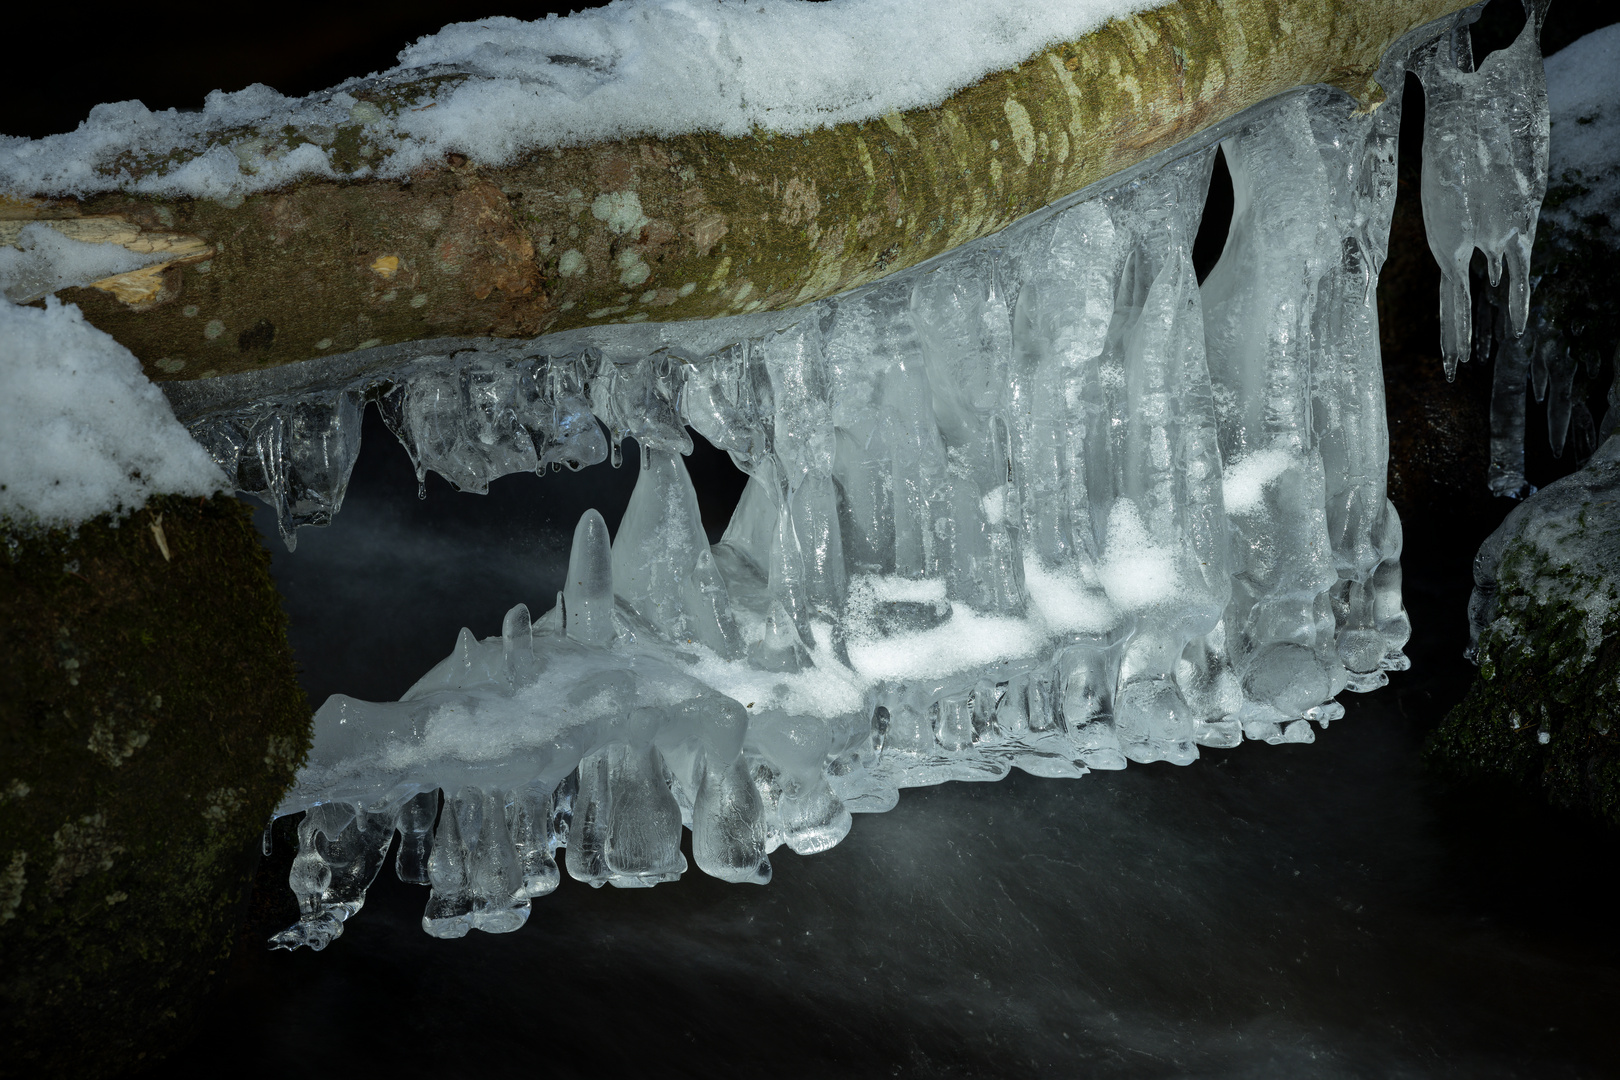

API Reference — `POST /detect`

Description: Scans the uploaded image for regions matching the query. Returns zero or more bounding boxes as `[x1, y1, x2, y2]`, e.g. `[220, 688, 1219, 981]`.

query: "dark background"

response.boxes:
[5, 2, 1620, 1076]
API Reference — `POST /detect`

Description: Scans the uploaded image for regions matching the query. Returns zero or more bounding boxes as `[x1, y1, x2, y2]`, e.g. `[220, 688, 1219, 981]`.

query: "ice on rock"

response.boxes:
[235, 50, 1532, 944]
[1415, 0, 1551, 377]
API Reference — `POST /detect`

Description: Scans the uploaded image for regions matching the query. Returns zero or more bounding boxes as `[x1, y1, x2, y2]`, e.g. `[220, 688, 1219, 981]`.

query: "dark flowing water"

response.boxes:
[161, 408, 1620, 1078]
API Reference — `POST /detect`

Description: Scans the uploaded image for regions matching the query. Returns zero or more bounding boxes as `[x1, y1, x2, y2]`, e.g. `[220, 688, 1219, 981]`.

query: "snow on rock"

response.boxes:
[0, 0, 1166, 202]
[1545, 21, 1620, 235]
[0, 298, 225, 528]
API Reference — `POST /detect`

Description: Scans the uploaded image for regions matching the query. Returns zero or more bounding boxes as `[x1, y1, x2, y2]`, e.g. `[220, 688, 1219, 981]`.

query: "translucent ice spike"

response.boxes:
[422, 786, 536, 938]
[377, 365, 539, 494]
[385, 351, 609, 493]
[394, 789, 438, 885]
[611, 447, 741, 656]
[691, 754, 773, 883]
[1489, 323, 1534, 498]
[564, 508, 616, 646]
[508, 784, 562, 899]
[1532, 329, 1582, 460]
[1417, 0, 1550, 377]
[1203, 90, 1408, 709]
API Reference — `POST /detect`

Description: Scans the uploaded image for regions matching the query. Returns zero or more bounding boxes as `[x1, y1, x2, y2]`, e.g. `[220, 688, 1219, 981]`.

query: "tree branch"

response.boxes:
[2, 0, 1470, 381]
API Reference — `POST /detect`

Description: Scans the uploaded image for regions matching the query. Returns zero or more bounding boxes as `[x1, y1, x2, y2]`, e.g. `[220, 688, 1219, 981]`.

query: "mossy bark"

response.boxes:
[1, 0, 1470, 381]
[0, 496, 308, 1077]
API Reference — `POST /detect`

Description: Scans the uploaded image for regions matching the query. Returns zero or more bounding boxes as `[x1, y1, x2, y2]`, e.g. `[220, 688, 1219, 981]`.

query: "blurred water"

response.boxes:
[172, 407, 1620, 1078]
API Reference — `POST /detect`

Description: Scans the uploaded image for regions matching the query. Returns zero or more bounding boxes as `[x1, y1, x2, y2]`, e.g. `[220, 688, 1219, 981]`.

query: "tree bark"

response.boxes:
[1, 0, 1470, 381]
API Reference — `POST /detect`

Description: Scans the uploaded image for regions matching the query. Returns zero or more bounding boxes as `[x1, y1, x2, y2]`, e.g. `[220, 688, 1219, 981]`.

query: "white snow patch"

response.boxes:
[0, 298, 226, 527]
[1, 0, 1168, 201]
[1221, 446, 1294, 516]
[845, 608, 1047, 684]
[690, 639, 866, 719]
[1097, 500, 1178, 610]
[1022, 558, 1117, 635]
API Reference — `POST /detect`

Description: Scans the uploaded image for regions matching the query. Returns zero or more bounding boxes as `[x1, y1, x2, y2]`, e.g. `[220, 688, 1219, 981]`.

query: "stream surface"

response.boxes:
[168, 409, 1620, 1079]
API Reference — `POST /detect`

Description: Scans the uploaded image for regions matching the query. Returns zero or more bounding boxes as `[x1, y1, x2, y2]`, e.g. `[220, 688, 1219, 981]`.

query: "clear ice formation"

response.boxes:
[1415, 0, 1549, 381]
[1416, 0, 1602, 500]
[166, 17, 1549, 949]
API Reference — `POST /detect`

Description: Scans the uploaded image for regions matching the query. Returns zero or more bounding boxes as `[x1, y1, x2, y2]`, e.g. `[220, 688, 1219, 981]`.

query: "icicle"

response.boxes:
[1416, 0, 1551, 377]
[189, 388, 364, 551]
[268, 801, 394, 951]
[257, 55, 1457, 945]
[394, 790, 438, 886]
[1489, 317, 1535, 498]
[610, 448, 740, 656]
[563, 509, 616, 646]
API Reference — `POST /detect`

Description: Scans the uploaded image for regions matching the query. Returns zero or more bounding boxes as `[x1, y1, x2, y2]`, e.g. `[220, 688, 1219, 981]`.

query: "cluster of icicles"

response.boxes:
[176, 6, 1553, 949]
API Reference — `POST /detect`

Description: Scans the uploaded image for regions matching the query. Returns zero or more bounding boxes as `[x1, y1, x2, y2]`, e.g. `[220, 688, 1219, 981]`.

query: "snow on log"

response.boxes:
[0, 0, 1470, 381]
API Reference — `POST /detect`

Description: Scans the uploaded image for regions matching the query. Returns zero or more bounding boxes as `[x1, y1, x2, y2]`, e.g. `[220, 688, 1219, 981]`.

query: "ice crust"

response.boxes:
[0, 297, 225, 528]
[226, 72, 1460, 949]
[1467, 431, 1620, 676]
[0, 0, 1166, 203]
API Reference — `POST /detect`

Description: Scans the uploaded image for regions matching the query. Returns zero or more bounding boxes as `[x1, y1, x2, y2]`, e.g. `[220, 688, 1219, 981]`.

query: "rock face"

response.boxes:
[0, 496, 308, 1077]
[1434, 436, 1620, 825]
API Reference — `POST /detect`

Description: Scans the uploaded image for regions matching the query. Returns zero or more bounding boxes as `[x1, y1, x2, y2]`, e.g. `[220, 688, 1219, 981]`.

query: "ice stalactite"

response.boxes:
[132, 6, 1562, 949]
[187, 68, 1459, 950]
[1203, 88, 1410, 723]
[1416, 0, 1549, 379]
[189, 391, 364, 550]
[1414, 0, 1578, 500]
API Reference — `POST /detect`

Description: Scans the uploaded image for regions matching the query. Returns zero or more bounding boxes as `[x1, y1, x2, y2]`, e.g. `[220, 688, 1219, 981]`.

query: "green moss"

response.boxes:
[0, 495, 309, 1077]
[1430, 533, 1620, 827]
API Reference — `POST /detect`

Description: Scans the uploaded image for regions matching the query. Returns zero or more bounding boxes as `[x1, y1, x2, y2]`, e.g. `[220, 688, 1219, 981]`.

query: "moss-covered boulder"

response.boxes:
[1432, 437, 1620, 825]
[0, 495, 309, 1077]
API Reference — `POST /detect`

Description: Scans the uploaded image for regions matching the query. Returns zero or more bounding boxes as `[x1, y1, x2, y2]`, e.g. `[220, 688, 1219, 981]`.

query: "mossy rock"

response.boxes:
[1431, 440, 1620, 825]
[0, 495, 309, 1077]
